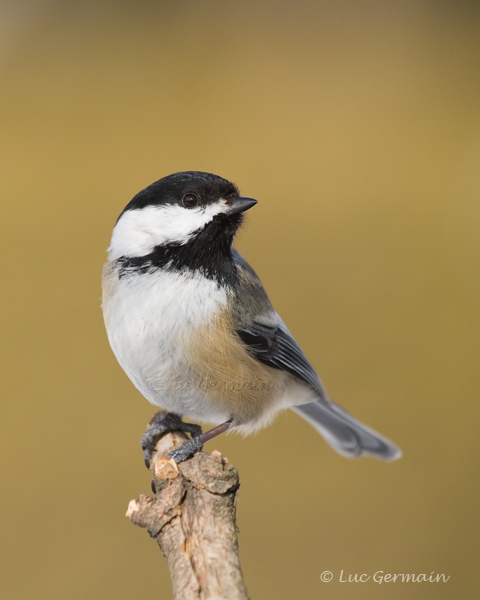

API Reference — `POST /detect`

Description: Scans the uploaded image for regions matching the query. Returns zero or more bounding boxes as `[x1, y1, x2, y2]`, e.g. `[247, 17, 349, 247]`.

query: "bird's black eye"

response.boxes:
[182, 193, 199, 208]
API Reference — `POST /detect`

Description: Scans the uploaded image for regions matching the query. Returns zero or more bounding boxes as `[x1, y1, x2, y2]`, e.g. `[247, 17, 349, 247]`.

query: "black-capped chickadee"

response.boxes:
[102, 171, 401, 465]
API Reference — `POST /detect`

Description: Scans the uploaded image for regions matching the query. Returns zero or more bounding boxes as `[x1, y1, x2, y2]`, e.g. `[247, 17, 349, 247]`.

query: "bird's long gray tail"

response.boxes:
[292, 400, 401, 461]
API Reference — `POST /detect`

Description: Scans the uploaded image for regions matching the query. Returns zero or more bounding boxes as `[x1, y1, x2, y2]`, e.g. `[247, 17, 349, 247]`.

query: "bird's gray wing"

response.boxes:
[231, 249, 325, 394]
[231, 249, 401, 461]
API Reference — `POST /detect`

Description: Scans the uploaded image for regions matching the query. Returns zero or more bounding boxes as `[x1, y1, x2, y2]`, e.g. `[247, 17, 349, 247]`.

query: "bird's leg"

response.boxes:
[167, 419, 234, 463]
[141, 410, 203, 468]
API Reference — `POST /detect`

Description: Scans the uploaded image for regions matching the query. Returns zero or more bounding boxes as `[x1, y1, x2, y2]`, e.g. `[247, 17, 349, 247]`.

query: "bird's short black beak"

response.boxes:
[228, 196, 258, 215]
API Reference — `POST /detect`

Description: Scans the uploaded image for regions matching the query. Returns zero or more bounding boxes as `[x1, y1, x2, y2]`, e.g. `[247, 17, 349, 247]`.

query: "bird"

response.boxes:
[102, 171, 401, 465]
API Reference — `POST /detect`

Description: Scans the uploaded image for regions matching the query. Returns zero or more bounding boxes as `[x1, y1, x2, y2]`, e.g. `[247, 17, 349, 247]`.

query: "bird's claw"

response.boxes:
[167, 436, 204, 463]
[141, 411, 202, 468]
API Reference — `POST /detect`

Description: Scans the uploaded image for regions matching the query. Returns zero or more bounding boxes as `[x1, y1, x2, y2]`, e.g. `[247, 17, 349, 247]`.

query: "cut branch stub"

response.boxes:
[126, 429, 249, 600]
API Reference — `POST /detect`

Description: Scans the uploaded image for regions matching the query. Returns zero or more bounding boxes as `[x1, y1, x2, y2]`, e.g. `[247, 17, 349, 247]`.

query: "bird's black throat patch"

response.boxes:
[117, 212, 242, 286]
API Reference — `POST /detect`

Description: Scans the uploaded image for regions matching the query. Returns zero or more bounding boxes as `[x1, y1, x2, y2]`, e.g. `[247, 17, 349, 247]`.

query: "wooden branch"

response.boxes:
[126, 429, 249, 600]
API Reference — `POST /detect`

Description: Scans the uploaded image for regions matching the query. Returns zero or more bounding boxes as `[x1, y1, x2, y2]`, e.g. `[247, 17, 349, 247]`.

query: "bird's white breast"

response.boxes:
[102, 263, 232, 422]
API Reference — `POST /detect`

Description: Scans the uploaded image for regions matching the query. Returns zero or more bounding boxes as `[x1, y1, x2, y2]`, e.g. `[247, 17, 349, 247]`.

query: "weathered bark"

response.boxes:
[126, 430, 249, 600]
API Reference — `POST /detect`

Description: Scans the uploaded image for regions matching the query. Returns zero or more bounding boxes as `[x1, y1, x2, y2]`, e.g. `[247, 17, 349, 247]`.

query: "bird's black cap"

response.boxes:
[120, 171, 239, 217]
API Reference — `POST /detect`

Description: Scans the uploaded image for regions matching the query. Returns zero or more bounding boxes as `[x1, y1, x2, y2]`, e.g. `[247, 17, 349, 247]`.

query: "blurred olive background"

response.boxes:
[1, 1, 479, 598]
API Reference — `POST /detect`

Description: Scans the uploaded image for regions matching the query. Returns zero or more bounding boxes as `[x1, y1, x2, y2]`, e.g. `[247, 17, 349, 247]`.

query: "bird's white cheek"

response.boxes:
[109, 221, 157, 259]
[107, 201, 228, 260]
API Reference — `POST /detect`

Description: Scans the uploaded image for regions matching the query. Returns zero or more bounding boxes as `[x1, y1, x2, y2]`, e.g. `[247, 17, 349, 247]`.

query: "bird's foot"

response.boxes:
[167, 418, 234, 464]
[167, 436, 204, 463]
[141, 411, 202, 468]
